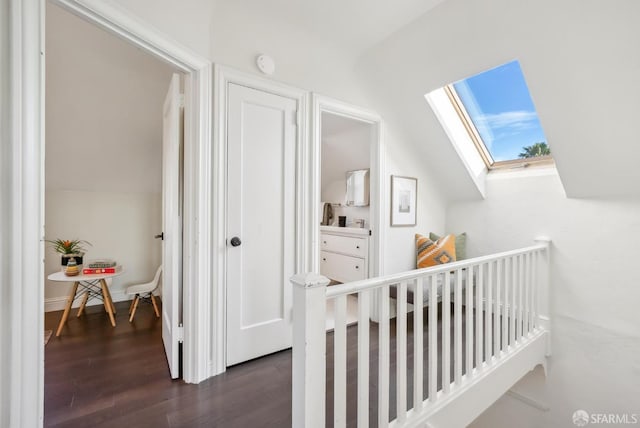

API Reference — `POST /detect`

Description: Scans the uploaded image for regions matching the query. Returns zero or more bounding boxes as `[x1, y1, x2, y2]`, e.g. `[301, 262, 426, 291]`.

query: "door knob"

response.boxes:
[155, 232, 164, 240]
[230, 237, 242, 247]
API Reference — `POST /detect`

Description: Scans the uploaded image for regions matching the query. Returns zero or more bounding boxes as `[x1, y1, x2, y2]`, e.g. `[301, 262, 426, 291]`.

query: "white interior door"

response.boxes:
[226, 83, 297, 366]
[162, 73, 183, 378]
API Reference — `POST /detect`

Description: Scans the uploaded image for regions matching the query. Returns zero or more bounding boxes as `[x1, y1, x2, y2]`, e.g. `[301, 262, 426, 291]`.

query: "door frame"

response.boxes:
[213, 66, 309, 371]
[6, 0, 213, 424]
[310, 94, 386, 281]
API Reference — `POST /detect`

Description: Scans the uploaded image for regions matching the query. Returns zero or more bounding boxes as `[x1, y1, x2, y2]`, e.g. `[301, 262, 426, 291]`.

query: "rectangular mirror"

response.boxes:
[345, 169, 370, 206]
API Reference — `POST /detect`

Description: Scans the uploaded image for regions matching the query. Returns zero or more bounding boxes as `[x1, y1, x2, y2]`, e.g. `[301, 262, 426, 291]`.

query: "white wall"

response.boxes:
[45, 4, 174, 309]
[382, 122, 447, 274]
[446, 168, 640, 425]
[45, 191, 161, 309]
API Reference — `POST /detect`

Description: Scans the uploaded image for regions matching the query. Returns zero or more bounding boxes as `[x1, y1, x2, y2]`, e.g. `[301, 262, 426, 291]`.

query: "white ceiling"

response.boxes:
[322, 112, 372, 138]
[213, 0, 447, 56]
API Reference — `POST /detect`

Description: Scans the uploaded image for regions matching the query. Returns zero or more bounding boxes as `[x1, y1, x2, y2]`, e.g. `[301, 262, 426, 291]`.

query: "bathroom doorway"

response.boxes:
[312, 96, 384, 329]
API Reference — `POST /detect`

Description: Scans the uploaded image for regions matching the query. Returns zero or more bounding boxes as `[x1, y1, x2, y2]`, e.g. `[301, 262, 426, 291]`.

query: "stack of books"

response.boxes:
[83, 259, 121, 274]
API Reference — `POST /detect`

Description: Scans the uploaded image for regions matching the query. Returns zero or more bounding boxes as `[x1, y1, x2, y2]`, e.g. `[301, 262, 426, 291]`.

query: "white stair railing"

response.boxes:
[292, 238, 550, 428]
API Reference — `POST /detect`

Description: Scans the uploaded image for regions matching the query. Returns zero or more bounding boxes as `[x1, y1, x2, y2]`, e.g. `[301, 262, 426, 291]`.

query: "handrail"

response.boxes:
[326, 242, 549, 299]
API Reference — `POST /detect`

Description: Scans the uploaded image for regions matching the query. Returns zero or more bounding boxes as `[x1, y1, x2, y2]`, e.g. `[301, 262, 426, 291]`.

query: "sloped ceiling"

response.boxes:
[211, 0, 446, 57]
[356, 0, 640, 200]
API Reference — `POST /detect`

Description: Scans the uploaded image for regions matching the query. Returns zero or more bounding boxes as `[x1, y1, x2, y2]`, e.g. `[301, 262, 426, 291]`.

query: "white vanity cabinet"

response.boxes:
[320, 226, 369, 283]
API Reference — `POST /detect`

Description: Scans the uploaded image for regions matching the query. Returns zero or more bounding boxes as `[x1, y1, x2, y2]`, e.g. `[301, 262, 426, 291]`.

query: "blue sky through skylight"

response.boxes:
[453, 60, 547, 162]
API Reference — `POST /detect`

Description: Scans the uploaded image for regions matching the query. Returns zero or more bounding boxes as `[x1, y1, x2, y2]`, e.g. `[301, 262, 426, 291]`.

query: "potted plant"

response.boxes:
[45, 239, 91, 269]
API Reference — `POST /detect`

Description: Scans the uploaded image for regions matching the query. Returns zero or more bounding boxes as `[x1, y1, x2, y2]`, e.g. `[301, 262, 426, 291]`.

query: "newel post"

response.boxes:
[534, 237, 551, 356]
[291, 273, 329, 428]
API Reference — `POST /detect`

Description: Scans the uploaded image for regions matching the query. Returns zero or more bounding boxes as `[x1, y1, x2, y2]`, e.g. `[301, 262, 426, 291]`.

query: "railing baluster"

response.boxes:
[378, 286, 390, 427]
[524, 254, 531, 336]
[454, 269, 463, 384]
[465, 267, 474, 377]
[503, 257, 509, 351]
[476, 264, 484, 369]
[531, 251, 540, 329]
[494, 259, 501, 357]
[511, 256, 517, 346]
[413, 278, 424, 410]
[518, 254, 524, 340]
[485, 261, 493, 363]
[357, 290, 370, 428]
[334, 295, 347, 428]
[429, 274, 438, 401]
[396, 281, 408, 422]
[442, 271, 451, 393]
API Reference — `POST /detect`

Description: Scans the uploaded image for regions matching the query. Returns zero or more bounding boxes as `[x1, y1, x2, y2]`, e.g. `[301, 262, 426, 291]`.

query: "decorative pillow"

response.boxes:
[430, 232, 467, 260]
[416, 233, 457, 268]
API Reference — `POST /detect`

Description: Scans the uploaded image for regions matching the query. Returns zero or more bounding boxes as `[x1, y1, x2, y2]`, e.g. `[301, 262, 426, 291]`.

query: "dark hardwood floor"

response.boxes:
[45, 301, 484, 427]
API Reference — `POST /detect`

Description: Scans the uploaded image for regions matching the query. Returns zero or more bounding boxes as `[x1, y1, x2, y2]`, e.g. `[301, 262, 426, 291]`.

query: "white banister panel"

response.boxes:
[465, 266, 474, 377]
[442, 271, 451, 393]
[531, 251, 540, 328]
[475, 264, 484, 370]
[292, 241, 550, 428]
[396, 281, 408, 423]
[494, 258, 502, 357]
[454, 269, 463, 385]
[525, 252, 531, 335]
[413, 278, 424, 411]
[518, 254, 524, 340]
[378, 286, 390, 428]
[333, 295, 347, 428]
[509, 255, 518, 346]
[485, 261, 493, 364]
[428, 275, 438, 402]
[357, 290, 370, 428]
[503, 256, 510, 352]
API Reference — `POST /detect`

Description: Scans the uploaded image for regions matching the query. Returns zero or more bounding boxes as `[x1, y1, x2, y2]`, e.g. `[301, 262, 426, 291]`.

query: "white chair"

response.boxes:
[126, 265, 162, 322]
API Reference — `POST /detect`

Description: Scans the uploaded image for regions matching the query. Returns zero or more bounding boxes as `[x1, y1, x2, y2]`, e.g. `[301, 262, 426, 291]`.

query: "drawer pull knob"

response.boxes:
[356, 245, 360, 249]
[322, 258, 326, 261]
[323, 241, 327, 244]
[355, 266, 359, 269]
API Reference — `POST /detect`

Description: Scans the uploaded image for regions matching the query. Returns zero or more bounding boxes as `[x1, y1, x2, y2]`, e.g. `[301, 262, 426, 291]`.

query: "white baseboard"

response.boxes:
[45, 290, 132, 312]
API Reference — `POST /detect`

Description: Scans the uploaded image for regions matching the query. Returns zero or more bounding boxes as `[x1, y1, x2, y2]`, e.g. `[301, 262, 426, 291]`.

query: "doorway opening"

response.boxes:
[43, 2, 188, 423]
[312, 96, 385, 329]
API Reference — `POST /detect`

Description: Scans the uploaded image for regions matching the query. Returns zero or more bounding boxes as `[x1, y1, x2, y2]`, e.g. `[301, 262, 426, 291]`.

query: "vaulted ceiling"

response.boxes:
[57, 0, 640, 201]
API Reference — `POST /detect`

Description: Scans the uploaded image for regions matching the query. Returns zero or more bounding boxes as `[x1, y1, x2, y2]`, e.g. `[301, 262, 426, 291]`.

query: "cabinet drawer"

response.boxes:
[320, 233, 367, 257]
[320, 251, 366, 283]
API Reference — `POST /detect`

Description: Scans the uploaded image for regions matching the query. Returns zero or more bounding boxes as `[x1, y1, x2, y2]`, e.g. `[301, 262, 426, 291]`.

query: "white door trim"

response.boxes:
[4, 1, 46, 427]
[213, 66, 309, 373]
[310, 94, 386, 281]
[7, 1, 213, 424]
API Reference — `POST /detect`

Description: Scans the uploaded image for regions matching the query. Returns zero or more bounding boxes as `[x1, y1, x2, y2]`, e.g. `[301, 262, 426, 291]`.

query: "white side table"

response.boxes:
[48, 269, 124, 337]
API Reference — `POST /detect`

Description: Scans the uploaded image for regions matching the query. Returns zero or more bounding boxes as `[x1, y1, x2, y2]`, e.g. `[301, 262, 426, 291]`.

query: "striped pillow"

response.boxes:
[416, 233, 457, 268]
[429, 232, 467, 260]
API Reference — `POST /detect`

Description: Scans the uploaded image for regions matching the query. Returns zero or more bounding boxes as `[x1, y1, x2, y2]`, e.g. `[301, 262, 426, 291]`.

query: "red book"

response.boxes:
[82, 266, 121, 274]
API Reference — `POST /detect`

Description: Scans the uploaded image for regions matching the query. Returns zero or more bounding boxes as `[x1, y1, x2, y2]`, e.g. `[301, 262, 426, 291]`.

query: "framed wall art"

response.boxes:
[390, 175, 417, 226]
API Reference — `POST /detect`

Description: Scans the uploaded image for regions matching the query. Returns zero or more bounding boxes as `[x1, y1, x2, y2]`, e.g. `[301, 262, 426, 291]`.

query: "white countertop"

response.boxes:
[320, 225, 370, 236]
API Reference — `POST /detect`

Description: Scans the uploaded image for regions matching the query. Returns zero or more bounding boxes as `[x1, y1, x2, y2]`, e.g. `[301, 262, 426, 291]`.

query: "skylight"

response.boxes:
[447, 60, 550, 167]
